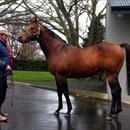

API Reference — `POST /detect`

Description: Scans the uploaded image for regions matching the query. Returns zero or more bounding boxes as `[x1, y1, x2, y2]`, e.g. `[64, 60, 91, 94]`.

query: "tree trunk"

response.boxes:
[88, 0, 97, 46]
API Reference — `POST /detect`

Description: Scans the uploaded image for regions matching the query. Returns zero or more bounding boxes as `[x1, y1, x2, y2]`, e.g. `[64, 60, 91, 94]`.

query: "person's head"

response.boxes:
[0, 27, 9, 43]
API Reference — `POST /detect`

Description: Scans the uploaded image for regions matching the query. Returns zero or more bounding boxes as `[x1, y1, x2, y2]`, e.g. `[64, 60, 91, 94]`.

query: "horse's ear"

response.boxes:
[34, 17, 38, 22]
[30, 17, 38, 23]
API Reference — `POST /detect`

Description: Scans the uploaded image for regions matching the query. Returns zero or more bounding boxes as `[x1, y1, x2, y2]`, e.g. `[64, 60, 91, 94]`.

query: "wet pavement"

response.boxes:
[0, 82, 130, 130]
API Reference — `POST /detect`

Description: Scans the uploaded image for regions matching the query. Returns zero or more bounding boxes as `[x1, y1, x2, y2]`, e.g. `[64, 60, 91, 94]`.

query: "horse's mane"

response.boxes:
[43, 25, 66, 43]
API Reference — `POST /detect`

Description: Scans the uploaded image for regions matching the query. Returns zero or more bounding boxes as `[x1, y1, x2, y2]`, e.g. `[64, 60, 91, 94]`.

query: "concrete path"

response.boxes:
[0, 82, 130, 130]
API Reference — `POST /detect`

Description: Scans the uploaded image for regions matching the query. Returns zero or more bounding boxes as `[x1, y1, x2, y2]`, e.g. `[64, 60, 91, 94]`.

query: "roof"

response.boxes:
[109, 0, 130, 7]
[108, 0, 130, 13]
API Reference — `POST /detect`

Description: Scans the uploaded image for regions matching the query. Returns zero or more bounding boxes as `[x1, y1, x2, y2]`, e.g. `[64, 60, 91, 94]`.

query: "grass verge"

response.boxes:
[11, 71, 54, 81]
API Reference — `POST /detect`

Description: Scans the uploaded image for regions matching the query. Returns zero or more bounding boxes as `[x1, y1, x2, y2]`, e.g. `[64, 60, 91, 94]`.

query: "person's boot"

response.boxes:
[0, 112, 8, 117]
[0, 114, 7, 121]
[0, 103, 8, 117]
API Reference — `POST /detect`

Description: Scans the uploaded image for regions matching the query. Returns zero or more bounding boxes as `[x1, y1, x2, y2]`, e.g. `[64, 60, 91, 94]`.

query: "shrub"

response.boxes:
[13, 59, 48, 71]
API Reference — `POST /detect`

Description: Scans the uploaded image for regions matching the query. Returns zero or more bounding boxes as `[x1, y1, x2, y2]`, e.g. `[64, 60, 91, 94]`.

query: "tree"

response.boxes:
[18, 42, 39, 59]
[22, 0, 106, 47]
[82, 14, 105, 47]
[0, 0, 106, 58]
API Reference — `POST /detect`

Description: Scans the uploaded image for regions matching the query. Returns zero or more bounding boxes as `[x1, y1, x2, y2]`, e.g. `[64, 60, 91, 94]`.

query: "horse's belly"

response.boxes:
[66, 68, 99, 78]
[49, 66, 98, 78]
[48, 57, 99, 78]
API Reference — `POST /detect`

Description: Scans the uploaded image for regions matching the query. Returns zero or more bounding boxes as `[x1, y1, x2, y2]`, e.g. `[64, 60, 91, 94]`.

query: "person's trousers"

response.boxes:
[0, 77, 8, 105]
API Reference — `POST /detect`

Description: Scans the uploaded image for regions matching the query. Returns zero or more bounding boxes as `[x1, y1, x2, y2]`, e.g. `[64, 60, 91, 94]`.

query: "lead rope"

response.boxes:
[7, 47, 22, 108]
[8, 72, 15, 108]
[8, 49, 22, 107]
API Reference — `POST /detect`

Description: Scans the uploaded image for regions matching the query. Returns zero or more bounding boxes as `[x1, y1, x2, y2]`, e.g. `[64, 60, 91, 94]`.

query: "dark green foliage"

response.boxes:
[13, 59, 48, 71]
[82, 14, 105, 47]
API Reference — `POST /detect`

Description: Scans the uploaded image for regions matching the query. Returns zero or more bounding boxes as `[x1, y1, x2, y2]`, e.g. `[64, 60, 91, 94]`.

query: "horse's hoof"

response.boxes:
[64, 113, 71, 118]
[112, 114, 118, 118]
[53, 111, 60, 115]
[105, 116, 112, 121]
[116, 109, 122, 114]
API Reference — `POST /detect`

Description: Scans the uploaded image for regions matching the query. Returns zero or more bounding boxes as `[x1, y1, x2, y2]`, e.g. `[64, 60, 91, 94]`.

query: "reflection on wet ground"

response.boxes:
[0, 84, 130, 130]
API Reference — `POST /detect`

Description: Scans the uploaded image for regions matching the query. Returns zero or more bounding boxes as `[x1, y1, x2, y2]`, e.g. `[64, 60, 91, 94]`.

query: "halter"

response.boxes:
[24, 24, 41, 40]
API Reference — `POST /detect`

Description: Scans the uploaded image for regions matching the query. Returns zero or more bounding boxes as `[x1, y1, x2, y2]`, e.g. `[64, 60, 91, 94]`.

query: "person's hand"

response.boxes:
[5, 65, 12, 71]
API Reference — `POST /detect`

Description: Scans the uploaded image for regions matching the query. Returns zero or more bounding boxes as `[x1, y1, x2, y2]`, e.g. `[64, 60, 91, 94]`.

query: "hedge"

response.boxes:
[13, 59, 48, 71]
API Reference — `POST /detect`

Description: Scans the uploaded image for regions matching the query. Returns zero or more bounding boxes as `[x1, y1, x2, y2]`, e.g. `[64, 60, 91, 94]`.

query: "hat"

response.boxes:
[0, 27, 9, 35]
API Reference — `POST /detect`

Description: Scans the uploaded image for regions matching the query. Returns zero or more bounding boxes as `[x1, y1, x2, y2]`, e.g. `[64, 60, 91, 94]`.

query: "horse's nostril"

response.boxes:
[18, 36, 22, 42]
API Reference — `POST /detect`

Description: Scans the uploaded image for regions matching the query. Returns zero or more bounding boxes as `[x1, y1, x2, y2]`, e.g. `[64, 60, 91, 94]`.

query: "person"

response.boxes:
[0, 27, 12, 121]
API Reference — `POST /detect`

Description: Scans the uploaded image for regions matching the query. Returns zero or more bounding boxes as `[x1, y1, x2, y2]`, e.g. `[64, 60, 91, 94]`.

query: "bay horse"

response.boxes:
[18, 18, 130, 120]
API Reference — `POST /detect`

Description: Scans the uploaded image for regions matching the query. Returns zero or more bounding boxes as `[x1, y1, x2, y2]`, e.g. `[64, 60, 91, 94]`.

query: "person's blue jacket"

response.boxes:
[0, 40, 11, 78]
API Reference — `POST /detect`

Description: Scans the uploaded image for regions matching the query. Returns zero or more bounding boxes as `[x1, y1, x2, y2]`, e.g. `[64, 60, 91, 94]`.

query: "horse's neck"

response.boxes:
[38, 31, 64, 59]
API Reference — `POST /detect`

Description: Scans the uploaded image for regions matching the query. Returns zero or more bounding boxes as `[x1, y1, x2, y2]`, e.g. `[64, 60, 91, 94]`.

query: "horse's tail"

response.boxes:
[120, 43, 130, 95]
[120, 43, 130, 62]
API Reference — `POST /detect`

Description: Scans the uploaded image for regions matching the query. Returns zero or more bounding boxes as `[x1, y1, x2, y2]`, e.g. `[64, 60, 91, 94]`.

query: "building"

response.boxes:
[106, 0, 130, 103]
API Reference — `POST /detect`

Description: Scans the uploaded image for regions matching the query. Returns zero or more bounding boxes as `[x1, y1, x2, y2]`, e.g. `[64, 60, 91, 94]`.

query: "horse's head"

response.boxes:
[18, 18, 40, 43]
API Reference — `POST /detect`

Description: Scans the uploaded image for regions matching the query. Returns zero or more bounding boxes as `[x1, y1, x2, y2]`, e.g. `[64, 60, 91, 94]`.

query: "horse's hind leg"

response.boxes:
[54, 75, 72, 116]
[106, 74, 122, 120]
[115, 80, 122, 114]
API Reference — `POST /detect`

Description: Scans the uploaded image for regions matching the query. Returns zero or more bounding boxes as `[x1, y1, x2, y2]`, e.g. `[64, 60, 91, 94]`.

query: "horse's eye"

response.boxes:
[30, 27, 34, 30]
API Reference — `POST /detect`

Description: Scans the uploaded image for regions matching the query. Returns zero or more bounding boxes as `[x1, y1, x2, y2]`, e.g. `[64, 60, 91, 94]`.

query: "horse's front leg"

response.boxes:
[54, 79, 63, 115]
[62, 81, 72, 116]
[54, 75, 72, 116]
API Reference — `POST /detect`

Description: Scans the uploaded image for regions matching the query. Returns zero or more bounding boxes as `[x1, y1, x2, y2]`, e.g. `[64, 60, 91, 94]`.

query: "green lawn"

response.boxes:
[12, 71, 54, 81]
